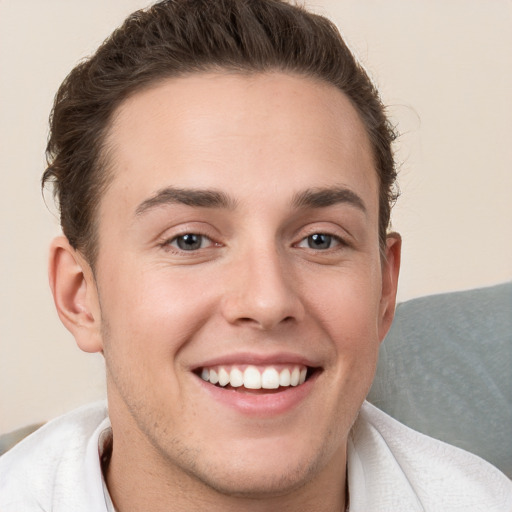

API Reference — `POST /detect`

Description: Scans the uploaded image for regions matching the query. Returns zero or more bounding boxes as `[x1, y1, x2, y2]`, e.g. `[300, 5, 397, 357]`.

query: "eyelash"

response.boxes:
[161, 233, 217, 252]
[295, 233, 346, 251]
[160, 231, 347, 254]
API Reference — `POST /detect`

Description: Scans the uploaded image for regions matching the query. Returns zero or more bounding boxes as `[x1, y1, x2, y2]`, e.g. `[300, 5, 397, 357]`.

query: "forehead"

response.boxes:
[102, 72, 378, 216]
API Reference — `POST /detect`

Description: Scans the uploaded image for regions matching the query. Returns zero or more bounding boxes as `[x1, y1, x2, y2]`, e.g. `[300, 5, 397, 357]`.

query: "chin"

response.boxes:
[167, 433, 338, 500]
[192, 456, 321, 499]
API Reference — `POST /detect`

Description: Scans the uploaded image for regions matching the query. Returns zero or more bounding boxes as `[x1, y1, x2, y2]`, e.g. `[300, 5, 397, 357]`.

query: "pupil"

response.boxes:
[177, 234, 202, 250]
[308, 233, 331, 249]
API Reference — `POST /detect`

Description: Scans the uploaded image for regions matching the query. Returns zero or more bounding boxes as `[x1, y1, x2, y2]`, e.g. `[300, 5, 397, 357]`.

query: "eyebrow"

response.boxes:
[135, 187, 237, 216]
[292, 187, 367, 213]
[135, 185, 366, 217]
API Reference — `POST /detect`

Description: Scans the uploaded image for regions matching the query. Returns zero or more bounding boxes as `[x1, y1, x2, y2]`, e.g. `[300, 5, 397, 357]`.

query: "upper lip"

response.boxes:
[191, 351, 322, 371]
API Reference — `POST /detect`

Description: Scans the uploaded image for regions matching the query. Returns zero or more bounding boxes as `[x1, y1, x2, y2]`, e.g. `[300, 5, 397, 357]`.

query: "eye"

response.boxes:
[297, 233, 341, 250]
[169, 233, 212, 251]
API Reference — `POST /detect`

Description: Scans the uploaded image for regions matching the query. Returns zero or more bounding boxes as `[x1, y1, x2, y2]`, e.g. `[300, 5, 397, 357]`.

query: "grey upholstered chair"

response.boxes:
[368, 282, 512, 477]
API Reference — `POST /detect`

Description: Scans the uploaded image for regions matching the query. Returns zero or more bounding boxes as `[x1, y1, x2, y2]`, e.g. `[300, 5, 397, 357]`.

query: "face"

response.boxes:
[75, 73, 399, 498]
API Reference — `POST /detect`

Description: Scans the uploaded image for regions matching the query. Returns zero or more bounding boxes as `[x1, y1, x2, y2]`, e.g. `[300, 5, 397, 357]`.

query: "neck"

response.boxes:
[105, 434, 347, 512]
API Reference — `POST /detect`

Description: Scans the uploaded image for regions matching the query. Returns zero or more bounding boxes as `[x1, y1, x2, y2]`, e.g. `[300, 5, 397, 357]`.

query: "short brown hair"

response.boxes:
[42, 0, 398, 265]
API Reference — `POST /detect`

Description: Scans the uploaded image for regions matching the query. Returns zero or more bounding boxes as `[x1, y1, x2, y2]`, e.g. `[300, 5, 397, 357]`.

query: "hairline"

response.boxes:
[82, 67, 389, 268]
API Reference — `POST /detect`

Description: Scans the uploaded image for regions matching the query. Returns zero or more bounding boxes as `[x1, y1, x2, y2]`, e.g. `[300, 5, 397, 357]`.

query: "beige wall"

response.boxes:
[1, 0, 511, 434]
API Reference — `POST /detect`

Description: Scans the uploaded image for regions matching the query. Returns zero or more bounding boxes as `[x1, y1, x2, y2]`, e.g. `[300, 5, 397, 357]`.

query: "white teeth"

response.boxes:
[209, 369, 219, 384]
[218, 367, 230, 387]
[243, 366, 262, 389]
[261, 367, 279, 389]
[200, 364, 310, 390]
[279, 368, 291, 386]
[230, 368, 244, 387]
[290, 367, 300, 386]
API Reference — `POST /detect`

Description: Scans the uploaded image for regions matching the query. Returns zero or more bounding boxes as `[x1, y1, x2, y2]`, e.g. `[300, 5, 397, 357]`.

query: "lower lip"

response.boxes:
[196, 373, 318, 417]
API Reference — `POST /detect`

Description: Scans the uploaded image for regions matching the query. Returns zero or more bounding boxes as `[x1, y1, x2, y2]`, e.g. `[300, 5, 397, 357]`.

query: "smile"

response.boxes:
[197, 363, 321, 393]
[193, 360, 321, 415]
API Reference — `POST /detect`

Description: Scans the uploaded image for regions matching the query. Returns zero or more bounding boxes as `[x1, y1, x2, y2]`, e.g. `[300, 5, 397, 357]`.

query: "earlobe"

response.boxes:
[48, 236, 103, 353]
[378, 233, 401, 341]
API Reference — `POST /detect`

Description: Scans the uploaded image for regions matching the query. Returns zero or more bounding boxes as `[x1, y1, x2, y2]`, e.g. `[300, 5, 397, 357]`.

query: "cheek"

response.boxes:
[98, 267, 218, 421]
[98, 263, 216, 362]
[306, 265, 383, 342]
[304, 263, 383, 395]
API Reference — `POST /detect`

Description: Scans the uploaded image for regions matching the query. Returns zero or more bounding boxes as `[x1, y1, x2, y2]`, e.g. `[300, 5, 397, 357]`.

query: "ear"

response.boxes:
[48, 236, 103, 353]
[378, 232, 401, 341]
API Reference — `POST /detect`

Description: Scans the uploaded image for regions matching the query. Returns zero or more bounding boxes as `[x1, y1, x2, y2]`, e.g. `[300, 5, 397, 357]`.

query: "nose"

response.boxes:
[221, 247, 305, 330]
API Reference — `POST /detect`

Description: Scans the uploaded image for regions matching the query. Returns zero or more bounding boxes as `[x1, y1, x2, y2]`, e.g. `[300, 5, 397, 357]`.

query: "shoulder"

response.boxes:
[0, 401, 109, 512]
[348, 402, 512, 512]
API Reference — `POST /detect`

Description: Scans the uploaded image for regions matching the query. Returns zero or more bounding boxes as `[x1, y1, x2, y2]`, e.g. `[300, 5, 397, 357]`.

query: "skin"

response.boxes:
[49, 72, 400, 512]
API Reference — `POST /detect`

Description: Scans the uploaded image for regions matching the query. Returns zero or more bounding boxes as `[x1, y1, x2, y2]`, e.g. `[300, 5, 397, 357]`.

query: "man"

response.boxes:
[0, 1, 510, 510]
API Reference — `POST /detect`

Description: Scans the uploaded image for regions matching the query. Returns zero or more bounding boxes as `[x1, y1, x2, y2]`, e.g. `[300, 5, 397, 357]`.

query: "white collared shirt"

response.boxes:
[1, 401, 511, 511]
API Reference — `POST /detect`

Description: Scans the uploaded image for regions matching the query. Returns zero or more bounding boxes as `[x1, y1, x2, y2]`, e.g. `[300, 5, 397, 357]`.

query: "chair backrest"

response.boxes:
[368, 282, 512, 477]
[0, 423, 44, 456]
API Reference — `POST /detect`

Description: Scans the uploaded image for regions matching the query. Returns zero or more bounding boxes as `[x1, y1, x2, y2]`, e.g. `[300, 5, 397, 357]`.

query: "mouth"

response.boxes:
[194, 364, 320, 394]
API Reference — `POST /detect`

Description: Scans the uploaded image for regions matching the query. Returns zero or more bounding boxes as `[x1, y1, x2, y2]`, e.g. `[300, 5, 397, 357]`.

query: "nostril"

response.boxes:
[237, 315, 295, 328]
[237, 317, 260, 326]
